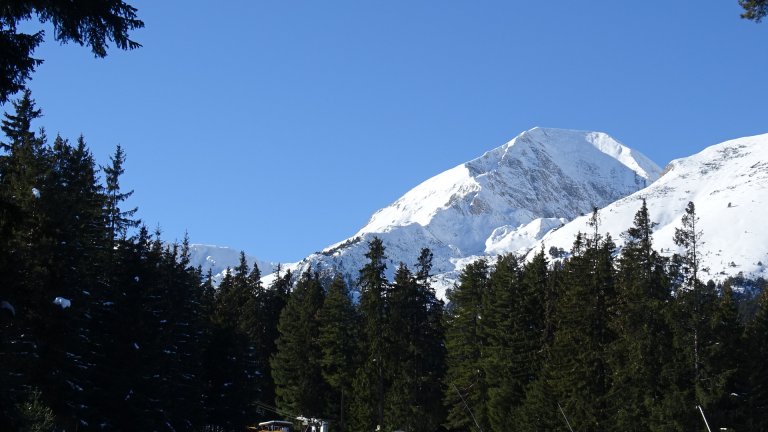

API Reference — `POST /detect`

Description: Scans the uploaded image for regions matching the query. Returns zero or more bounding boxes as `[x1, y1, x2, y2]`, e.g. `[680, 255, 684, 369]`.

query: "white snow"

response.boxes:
[358, 165, 479, 234]
[485, 218, 566, 255]
[529, 132, 768, 282]
[53, 297, 71, 309]
[257, 129, 768, 299]
[186, 244, 276, 285]
[264, 127, 660, 298]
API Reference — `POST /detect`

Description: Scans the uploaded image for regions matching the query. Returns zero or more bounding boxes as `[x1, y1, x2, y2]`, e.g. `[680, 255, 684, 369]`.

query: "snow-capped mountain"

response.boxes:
[187, 244, 276, 284]
[267, 127, 660, 297]
[528, 132, 768, 283]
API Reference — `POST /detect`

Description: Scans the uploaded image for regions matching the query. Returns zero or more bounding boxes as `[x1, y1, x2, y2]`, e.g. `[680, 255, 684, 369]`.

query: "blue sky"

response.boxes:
[17, 1, 768, 263]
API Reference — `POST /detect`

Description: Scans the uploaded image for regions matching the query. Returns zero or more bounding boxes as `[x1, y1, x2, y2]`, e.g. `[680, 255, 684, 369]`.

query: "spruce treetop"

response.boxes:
[0, 0, 143, 103]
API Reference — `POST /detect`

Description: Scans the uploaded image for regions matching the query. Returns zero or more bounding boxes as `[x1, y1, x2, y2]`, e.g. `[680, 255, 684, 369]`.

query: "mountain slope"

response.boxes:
[529, 132, 768, 282]
[270, 127, 660, 296]
[187, 244, 275, 283]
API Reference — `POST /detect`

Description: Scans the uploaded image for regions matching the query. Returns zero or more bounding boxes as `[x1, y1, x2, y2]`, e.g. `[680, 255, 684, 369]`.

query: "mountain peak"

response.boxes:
[275, 127, 660, 297]
[358, 128, 659, 241]
[506, 127, 660, 181]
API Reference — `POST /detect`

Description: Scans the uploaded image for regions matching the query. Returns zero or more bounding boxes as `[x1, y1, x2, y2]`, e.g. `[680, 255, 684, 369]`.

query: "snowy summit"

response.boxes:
[268, 127, 660, 297]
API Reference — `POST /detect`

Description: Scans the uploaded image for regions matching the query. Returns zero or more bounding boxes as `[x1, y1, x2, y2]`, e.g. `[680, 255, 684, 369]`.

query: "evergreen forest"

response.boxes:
[1, 93, 768, 432]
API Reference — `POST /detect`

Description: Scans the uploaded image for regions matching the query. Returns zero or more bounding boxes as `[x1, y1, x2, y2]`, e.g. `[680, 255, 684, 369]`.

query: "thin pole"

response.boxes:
[697, 405, 713, 432]
[452, 383, 483, 432]
[557, 402, 575, 432]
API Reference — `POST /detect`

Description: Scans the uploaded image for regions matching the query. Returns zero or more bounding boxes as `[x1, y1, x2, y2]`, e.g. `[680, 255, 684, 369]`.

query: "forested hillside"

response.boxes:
[1, 93, 767, 431]
[0, 92, 289, 431]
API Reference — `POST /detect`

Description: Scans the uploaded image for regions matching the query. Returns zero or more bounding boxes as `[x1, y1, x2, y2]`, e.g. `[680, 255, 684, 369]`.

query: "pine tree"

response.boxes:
[0, 89, 41, 149]
[740, 0, 768, 21]
[15, 389, 55, 432]
[205, 254, 263, 429]
[102, 144, 138, 246]
[150, 239, 207, 429]
[443, 259, 490, 432]
[522, 248, 555, 353]
[610, 200, 671, 431]
[667, 200, 717, 429]
[35, 135, 106, 427]
[519, 210, 617, 432]
[384, 260, 446, 432]
[272, 268, 326, 419]
[200, 268, 216, 319]
[0, 0, 144, 103]
[255, 265, 291, 410]
[698, 282, 743, 430]
[743, 285, 768, 430]
[410, 248, 447, 432]
[317, 275, 359, 432]
[0, 90, 55, 427]
[0, 90, 48, 315]
[484, 251, 550, 431]
[382, 263, 413, 430]
[674, 201, 703, 288]
[482, 253, 523, 432]
[350, 237, 389, 432]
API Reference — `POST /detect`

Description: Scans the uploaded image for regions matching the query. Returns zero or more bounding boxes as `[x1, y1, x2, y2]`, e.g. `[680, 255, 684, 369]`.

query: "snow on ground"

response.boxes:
[528, 132, 768, 282]
[53, 297, 71, 309]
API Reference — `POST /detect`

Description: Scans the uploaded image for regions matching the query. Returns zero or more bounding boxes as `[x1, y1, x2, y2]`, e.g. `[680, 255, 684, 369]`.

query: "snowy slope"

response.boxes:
[529, 132, 768, 282]
[187, 244, 276, 284]
[267, 127, 660, 297]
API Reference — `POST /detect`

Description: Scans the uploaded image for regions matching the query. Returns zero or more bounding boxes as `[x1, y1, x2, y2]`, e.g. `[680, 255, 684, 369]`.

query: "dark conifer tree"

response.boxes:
[663, 200, 717, 429]
[36, 135, 106, 428]
[150, 239, 207, 429]
[658, 202, 735, 431]
[740, 0, 768, 21]
[411, 248, 447, 432]
[0, 89, 48, 319]
[0, 0, 144, 103]
[485, 251, 550, 431]
[384, 260, 446, 432]
[255, 265, 291, 410]
[205, 255, 263, 429]
[102, 144, 138, 247]
[610, 200, 672, 431]
[350, 237, 389, 432]
[317, 274, 359, 432]
[674, 201, 703, 288]
[482, 253, 523, 432]
[443, 259, 490, 432]
[743, 285, 768, 430]
[522, 248, 555, 353]
[384, 263, 416, 430]
[519, 210, 617, 432]
[0, 89, 42, 149]
[200, 268, 216, 319]
[0, 90, 57, 427]
[697, 282, 743, 430]
[272, 268, 326, 419]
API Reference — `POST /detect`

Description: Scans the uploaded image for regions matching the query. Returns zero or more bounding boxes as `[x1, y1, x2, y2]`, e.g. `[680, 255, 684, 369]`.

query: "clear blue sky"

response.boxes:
[17, 1, 768, 263]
